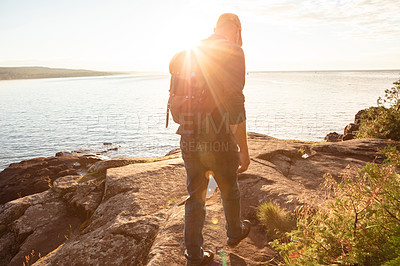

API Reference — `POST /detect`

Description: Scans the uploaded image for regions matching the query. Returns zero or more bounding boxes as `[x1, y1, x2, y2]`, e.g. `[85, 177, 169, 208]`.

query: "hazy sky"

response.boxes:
[1, 0, 399, 71]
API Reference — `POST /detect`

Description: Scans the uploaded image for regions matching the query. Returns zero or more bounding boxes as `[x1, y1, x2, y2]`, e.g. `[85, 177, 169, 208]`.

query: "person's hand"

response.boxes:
[237, 149, 250, 173]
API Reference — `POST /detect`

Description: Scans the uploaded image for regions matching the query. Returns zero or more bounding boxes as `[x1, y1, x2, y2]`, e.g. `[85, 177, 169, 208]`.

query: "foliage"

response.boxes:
[23, 250, 41, 266]
[271, 146, 400, 265]
[257, 201, 296, 240]
[357, 78, 400, 140]
[78, 217, 92, 235]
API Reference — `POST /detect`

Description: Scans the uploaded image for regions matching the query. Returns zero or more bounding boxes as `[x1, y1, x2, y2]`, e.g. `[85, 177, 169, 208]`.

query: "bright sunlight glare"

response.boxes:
[0, 0, 399, 71]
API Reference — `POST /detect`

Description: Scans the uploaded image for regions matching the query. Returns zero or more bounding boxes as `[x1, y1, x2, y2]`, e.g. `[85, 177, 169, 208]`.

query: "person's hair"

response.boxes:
[215, 13, 242, 46]
[216, 20, 238, 32]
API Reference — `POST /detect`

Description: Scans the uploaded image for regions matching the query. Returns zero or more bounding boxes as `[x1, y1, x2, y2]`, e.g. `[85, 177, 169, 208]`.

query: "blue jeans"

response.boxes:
[180, 137, 242, 264]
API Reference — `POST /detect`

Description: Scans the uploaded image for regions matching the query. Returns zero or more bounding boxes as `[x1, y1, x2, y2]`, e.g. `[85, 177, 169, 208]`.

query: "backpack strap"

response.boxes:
[165, 103, 170, 128]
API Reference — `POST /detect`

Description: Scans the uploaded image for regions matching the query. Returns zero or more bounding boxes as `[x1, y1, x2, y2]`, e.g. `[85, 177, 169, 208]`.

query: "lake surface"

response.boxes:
[1, 70, 399, 171]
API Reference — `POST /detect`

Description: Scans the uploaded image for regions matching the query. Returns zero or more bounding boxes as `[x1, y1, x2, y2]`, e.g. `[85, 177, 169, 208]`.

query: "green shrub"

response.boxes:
[257, 201, 296, 239]
[357, 78, 400, 140]
[272, 146, 400, 265]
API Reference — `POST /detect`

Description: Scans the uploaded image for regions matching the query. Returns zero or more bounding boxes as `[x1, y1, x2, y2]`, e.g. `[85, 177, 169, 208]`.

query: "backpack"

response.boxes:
[166, 48, 216, 129]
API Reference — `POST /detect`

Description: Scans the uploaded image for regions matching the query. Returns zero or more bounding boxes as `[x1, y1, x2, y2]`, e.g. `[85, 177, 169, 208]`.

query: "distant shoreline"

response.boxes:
[0, 66, 126, 81]
[2, 67, 398, 81]
[248, 69, 400, 73]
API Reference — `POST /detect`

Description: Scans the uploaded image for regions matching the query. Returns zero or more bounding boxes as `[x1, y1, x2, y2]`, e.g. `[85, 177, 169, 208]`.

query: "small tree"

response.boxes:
[357, 78, 400, 140]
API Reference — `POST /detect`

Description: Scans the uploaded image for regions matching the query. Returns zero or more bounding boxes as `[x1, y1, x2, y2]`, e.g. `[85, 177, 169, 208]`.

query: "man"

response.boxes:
[171, 13, 251, 266]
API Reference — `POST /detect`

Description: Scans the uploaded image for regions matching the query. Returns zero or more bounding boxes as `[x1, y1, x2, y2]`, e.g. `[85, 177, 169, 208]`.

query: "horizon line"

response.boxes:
[1, 65, 400, 74]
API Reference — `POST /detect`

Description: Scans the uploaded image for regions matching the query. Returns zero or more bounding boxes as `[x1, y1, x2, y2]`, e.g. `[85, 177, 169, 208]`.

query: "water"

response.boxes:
[245, 71, 400, 140]
[0, 70, 399, 171]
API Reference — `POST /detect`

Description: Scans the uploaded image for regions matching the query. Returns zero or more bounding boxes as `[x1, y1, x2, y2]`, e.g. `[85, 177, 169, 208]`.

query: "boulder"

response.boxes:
[52, 175, 104, 219]
[328, 108, 385, 142]
[55, 150, 73, 156]
[0, 171, 108, 266]
[354, 109, 366, 124]
[35, 158, 187, 265]
[324, 132, 343, 142]
[324, 109, 368, 142]
[0, 155, 102, 204]
[165, 147, 181, 156]
[0, 190, 81, 266]
[343, 123, 360, 141]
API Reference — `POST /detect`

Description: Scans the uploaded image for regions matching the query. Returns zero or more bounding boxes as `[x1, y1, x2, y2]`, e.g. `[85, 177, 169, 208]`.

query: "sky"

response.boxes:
[0, 0, 399, 72]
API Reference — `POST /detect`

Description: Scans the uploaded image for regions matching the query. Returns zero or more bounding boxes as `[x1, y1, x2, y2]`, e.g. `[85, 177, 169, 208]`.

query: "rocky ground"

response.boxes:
[0, 154, 103, 205]
[0, 133, 398, 265]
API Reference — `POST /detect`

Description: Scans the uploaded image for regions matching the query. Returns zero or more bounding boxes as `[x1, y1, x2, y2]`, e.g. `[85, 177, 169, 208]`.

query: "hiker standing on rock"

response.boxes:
[168, 13, 251, 265]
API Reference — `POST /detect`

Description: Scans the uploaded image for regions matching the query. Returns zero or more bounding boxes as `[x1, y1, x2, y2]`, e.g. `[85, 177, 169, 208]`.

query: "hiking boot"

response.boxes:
[186, 250, 214, 266]
[227, 220, 251, 247]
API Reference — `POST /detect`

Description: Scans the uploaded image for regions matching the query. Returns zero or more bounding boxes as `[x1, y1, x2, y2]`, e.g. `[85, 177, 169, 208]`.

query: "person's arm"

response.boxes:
[224, 45, 248, 173]
[230, 120, 250, 173]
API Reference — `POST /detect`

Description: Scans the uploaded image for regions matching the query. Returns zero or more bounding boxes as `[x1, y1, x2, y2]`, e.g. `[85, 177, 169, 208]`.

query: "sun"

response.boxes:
[162, 13, 216, 59]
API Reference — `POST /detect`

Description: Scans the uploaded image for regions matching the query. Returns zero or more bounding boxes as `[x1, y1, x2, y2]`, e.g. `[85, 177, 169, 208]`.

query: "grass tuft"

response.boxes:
[257, 201, 296, 239]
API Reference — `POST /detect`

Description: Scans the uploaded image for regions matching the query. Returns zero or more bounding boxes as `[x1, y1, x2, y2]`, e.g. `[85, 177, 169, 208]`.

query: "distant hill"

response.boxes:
[0, 67, 125, 80]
